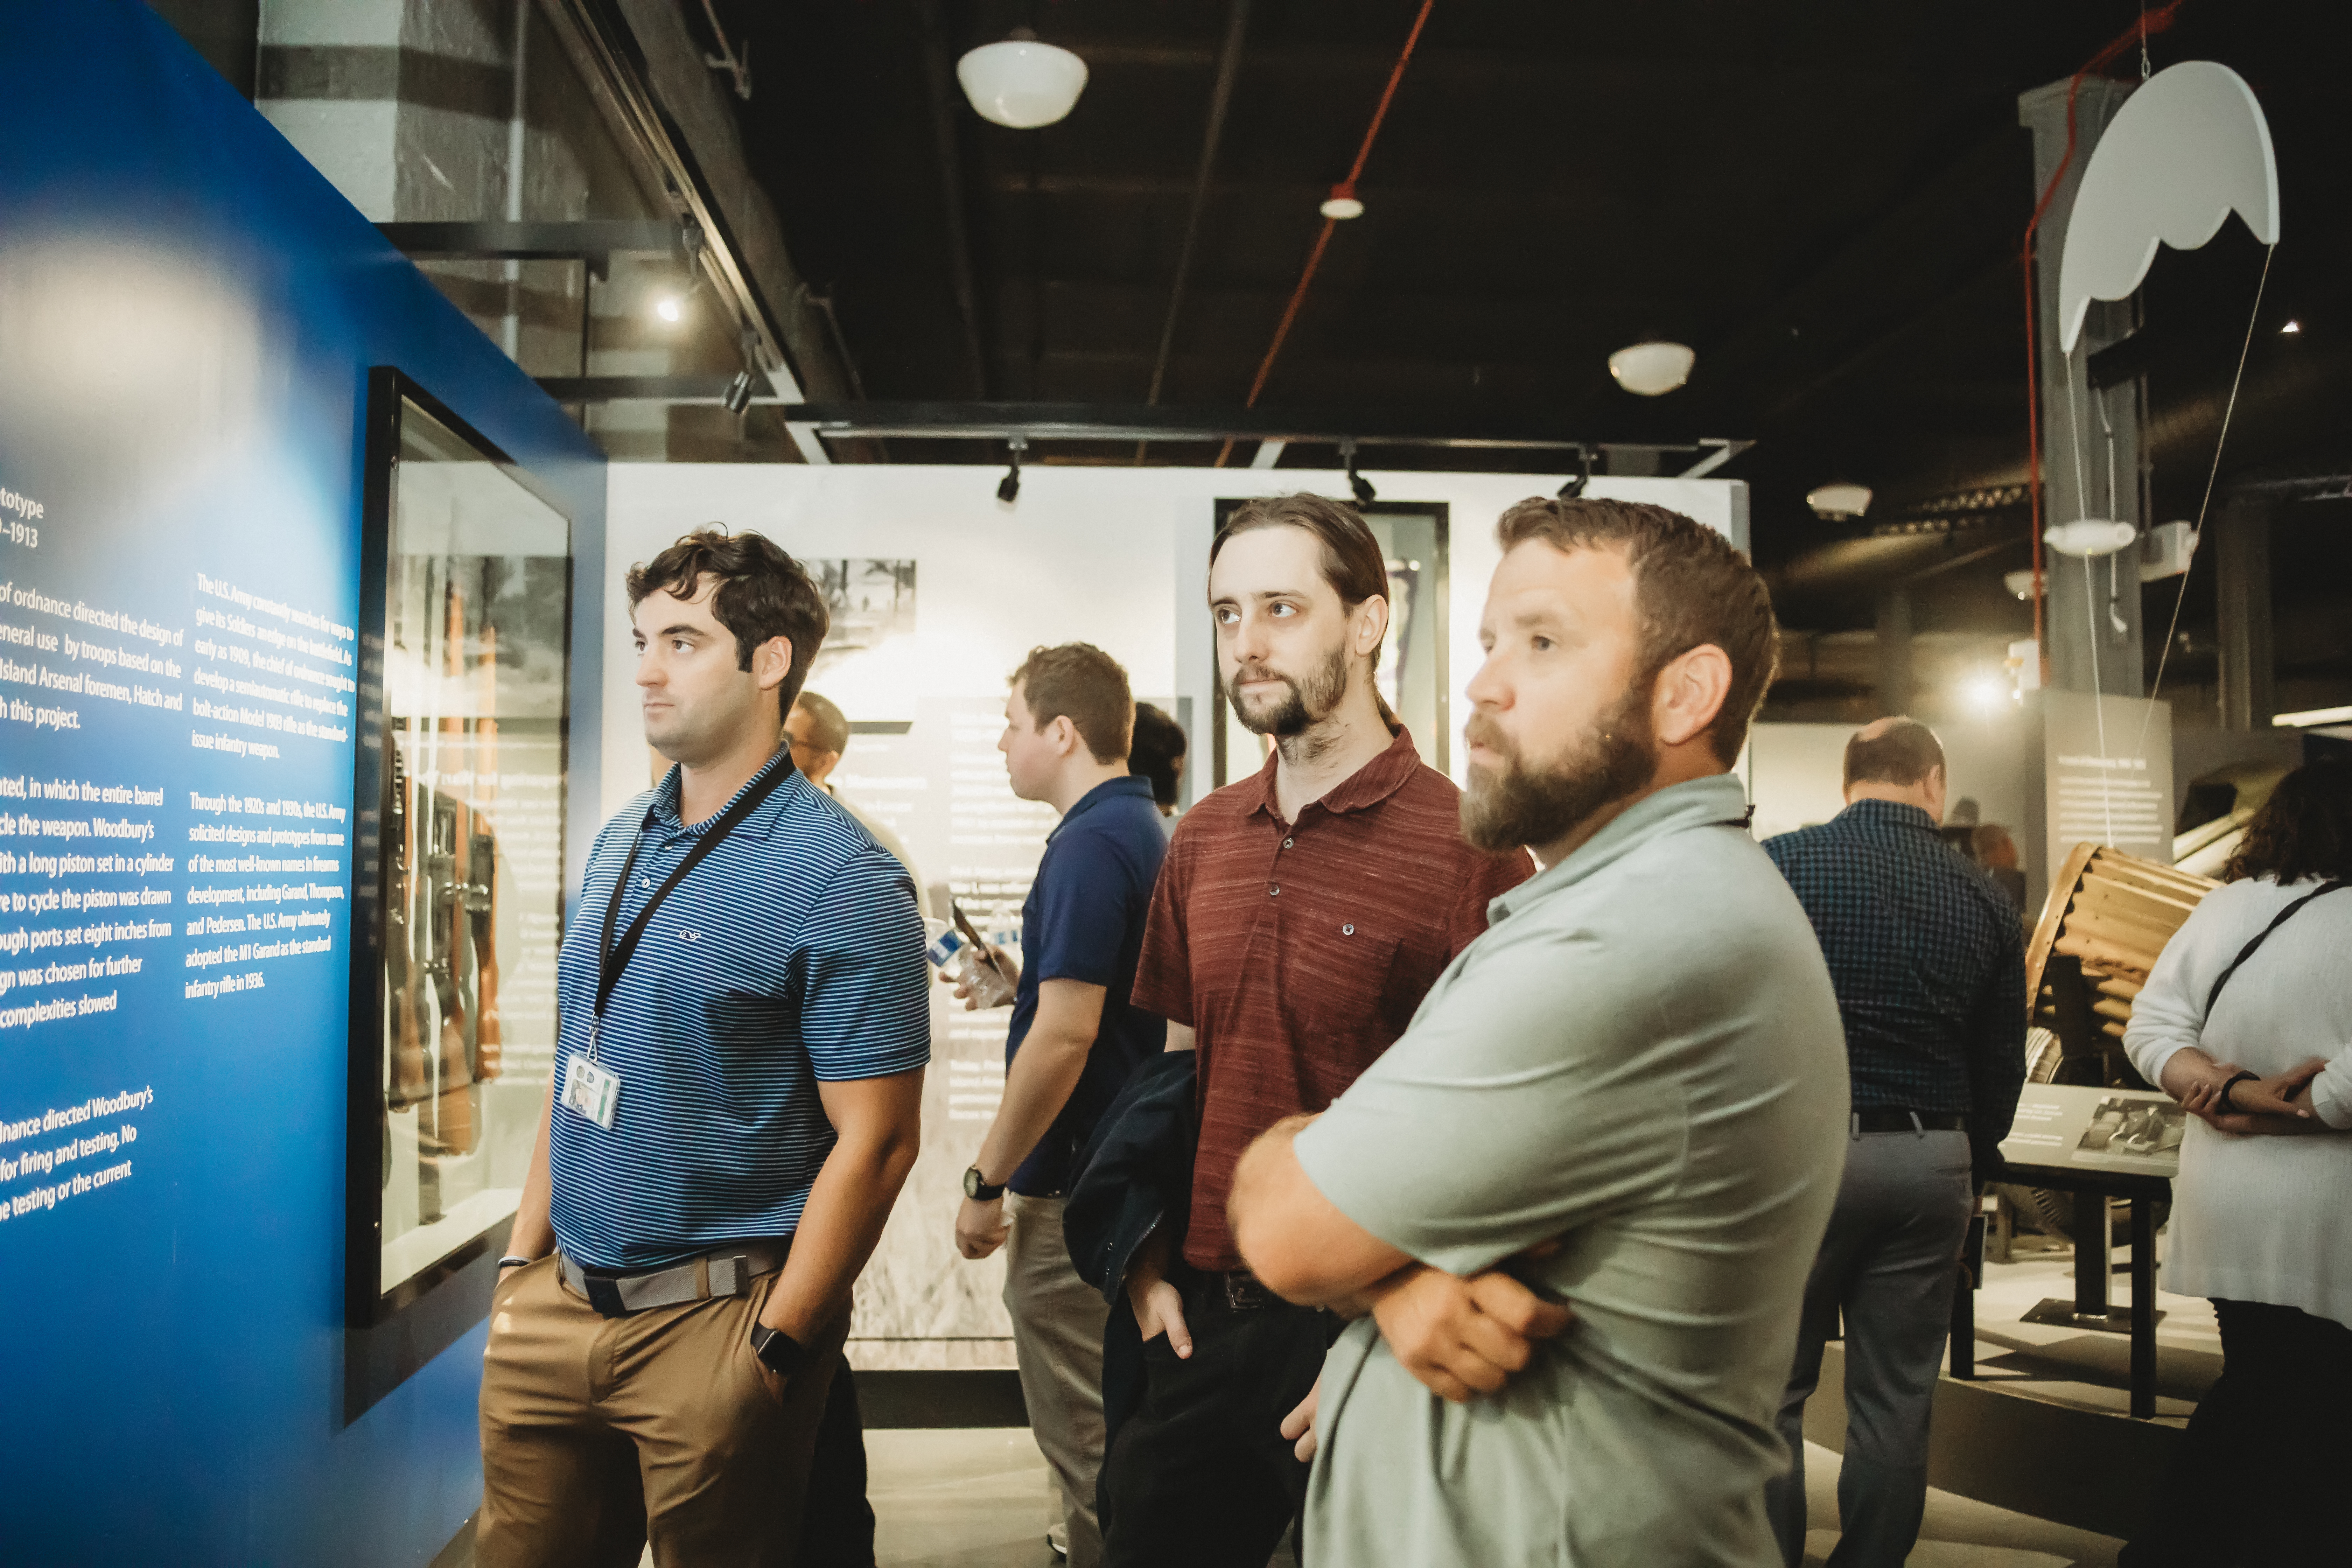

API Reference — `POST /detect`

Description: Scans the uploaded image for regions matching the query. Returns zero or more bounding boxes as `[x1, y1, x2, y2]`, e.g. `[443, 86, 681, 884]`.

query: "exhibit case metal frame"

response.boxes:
[343, 366, 575, 1418]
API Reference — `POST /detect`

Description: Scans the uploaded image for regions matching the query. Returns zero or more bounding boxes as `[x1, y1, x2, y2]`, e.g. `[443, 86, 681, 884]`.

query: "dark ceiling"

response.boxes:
[698, 1, 2347, 686]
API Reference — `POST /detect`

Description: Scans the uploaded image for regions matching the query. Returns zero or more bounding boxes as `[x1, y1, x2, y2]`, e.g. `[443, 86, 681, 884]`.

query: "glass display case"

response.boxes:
[348, 369, 571, 1340]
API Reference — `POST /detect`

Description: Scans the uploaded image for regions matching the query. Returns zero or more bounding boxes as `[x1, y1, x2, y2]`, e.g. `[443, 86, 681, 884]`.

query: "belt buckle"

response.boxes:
[1223, 1270, 1272, 1311]
[581, 1272, 630, 1318]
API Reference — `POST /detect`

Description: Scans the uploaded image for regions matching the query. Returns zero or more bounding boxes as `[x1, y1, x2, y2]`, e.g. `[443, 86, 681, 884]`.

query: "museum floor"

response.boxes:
[851, 1428, 2121, 1568]
[426, 1419, 2123, 1567]
[438, 1242, 2201, 1568]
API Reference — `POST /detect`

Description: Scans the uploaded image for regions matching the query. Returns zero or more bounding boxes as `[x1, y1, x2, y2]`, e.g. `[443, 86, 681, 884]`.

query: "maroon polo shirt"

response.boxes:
[1130, 724, 1532, 1272]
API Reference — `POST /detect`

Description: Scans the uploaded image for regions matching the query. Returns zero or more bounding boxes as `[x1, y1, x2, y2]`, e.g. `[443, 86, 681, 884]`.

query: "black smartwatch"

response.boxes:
[964, 1165, 1005, 1202]
[750, 1323, 805, 1379]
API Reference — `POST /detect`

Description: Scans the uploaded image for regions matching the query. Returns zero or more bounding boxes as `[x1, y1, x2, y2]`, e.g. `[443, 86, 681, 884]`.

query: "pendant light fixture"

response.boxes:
[1805, 482, 1873, 520]
[957, 28, 1089, 129]
[1320, 182, 1365, 220]
[2043, 518, 2138, 557]
[1606, 340, 1695, 397]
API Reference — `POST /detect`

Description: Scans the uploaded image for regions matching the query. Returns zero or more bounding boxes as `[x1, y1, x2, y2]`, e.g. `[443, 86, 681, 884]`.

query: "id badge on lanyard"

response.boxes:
[564, 755, 792, 1133]
[562, 1041, 621, 1129]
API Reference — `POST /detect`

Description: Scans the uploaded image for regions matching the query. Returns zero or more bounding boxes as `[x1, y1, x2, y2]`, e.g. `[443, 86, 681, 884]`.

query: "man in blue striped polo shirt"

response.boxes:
[479, 528, 931, 1568]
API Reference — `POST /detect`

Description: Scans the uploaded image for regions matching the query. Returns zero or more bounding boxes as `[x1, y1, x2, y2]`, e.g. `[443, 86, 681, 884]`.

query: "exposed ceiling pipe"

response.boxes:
[1136, 0, 1253, 463]
[911, 0, 990, 398]
[539, 0, 858, 461]
[1768, 528, 2023, 603]
[1215, 0, 1436, 467]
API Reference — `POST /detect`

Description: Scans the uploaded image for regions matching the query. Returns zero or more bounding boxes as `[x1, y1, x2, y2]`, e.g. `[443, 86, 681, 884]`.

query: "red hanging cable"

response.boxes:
[2019, 1, 2186, 677]
[1215, 0, 1436, 467]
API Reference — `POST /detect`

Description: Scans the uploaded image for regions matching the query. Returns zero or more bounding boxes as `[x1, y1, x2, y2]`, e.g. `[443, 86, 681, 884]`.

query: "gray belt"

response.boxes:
[558, 1239, 790, 1319]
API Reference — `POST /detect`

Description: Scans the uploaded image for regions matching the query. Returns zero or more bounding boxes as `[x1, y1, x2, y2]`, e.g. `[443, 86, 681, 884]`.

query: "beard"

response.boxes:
[1226, 639, 1350, 738]
[1460, 686, 1657, 854]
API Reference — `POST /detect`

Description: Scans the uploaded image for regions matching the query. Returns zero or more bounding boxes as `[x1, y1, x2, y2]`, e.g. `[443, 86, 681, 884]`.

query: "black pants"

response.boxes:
[2118, 1298, 2352, 1568]
[1099, 1278, 1336, 1568]
[798, 1353, 876, 1568]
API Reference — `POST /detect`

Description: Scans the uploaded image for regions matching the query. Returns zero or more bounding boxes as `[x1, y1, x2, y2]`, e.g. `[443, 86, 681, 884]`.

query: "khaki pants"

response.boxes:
[478, 1254, 849, 1568]
[1004, 1194, 1109, 1568]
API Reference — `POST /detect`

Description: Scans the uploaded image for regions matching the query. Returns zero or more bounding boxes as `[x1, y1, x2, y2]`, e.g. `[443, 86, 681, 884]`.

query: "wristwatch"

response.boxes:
[963, 1165, 1005, 1202]
[750, 1323, 806, 1379]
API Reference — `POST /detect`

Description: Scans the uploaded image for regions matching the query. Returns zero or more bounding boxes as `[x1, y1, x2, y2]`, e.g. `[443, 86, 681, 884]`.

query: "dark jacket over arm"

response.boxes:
[1062, 1049, 1197, 1455]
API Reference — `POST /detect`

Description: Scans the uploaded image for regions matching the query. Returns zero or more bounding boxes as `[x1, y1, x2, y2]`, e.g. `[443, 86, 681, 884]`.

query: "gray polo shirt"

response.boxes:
[1294, 773, 1848, 1567]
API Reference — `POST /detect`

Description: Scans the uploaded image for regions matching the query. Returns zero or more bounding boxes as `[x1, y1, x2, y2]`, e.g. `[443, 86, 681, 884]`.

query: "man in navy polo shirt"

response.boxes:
[479, 528, 930, 1568]
[952, 643, 1169, 1568]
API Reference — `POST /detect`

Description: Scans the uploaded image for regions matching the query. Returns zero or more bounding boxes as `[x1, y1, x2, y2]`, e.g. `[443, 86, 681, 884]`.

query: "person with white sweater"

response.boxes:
[2120, 757, 2352, 1568]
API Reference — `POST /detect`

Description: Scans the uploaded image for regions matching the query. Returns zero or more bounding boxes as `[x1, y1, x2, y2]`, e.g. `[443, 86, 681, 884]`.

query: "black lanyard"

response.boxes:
[2203, 878, 2351, 1017]
[592, 755, 794, 1043]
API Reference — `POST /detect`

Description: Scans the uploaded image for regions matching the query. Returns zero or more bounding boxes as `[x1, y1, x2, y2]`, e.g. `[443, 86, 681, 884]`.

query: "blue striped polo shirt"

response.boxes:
[548, 751, 931, 1272]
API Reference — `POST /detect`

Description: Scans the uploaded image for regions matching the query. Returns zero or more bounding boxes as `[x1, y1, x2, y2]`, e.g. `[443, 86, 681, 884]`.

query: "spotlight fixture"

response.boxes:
[654, 294, 684, 324]
[1320, 182, 1365, 220]
[957, 29, 1089, 128]
[721, 369, 757, 416]
[1607, 340, 1695, 397]
[1963, 673, 2008, 714]
[2282, 319, 2302, 334]
[1341, 438, 1375, 506]
[1557, 446, 1594, 500]
[998, 435, 1027, 504]
[2003, 568, 2044, 601]
[1805, 482, 1873, 520]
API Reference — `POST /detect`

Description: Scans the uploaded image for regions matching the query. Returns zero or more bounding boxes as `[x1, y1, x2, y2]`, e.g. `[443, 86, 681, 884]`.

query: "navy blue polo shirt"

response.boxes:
[549, 752, 931, 1271]
[1007, 775, 1169, 1195]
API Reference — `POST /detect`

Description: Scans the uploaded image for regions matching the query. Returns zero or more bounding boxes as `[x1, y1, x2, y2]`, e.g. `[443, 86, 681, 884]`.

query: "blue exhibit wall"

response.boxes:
[0, 4, 605, 1563]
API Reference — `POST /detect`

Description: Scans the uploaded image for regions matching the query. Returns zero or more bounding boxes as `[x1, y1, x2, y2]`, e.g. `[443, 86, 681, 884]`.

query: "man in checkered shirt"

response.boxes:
[1759, 716, 2026, 1568]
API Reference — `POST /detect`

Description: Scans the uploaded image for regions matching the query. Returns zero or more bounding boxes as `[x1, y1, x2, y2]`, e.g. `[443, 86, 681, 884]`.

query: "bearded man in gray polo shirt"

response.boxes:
[1228, 497, 1849, 1567]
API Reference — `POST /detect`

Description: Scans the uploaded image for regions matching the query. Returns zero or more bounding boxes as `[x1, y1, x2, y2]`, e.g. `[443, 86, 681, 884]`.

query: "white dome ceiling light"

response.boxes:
[957, 31, 1089, 129]
[2044, 518, 2140, 557]
[1805, 482, 1873, 520]
[1607, 340, 1695, 396]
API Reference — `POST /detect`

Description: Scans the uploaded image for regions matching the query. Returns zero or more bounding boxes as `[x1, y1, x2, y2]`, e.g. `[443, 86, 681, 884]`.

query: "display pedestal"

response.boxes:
[2005, 1168, 2168, 1417]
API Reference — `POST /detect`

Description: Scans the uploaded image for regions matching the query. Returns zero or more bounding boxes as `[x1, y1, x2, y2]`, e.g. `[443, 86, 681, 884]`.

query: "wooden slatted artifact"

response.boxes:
[2025, 842, 2218, 1084]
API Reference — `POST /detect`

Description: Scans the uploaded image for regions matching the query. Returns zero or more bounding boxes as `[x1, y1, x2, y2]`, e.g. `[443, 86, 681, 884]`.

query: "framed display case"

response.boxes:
[345, 368, 572, 1412]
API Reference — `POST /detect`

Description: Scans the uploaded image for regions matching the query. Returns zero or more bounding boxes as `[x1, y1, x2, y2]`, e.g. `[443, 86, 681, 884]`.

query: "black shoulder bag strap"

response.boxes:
[594, 757, 795, 1034]
[2203, 878, 2352, 1017]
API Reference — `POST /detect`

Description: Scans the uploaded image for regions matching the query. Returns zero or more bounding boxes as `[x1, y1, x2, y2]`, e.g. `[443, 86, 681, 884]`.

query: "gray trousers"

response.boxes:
[1005, 1194, 1109, 1568]
[1765, 1126, 1973, 1568]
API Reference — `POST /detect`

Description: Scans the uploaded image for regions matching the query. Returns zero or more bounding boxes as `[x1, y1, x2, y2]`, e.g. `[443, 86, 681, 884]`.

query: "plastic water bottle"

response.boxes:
[925, 924, 1013, 1007]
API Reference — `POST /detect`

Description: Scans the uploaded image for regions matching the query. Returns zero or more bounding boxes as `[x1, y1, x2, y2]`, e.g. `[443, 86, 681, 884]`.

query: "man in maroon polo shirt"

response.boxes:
[1098, 492, 1530, 1568]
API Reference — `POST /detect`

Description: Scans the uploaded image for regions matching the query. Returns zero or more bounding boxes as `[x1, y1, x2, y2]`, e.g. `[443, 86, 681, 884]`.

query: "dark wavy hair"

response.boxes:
[2221, 758, 2352, 885]
[1129, 701, 1188, 808]
[626, 527, 829, 715]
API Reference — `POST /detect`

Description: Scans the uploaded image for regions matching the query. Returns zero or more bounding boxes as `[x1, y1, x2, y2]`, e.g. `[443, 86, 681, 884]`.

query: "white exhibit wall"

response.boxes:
[600, 462, 1746, 1364]
[603, 463, 1746, 819]
[1749, 717, 2034, 845]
